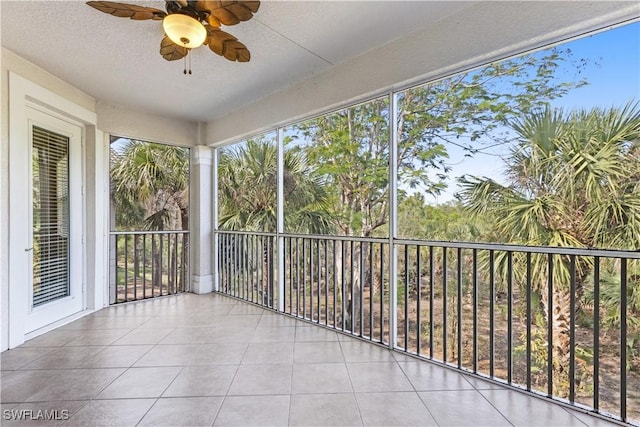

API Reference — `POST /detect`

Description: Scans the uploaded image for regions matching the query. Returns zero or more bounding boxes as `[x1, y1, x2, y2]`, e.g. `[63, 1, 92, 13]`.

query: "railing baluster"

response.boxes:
[226, 234, 230, 294]
[417, 245, 422, 355]
[569, 254, 576, 402]
[174, 232, 178, 294]
[303, 238, 307, 319]
[124, 234, 129, 302]
[325, 239, 329, 326]
[219, 234, 224, 295]
[350, 240, 355, 334]
[547, 253, 554, 397]
[621, 257, 627, 422]
[593, 256, 600, 412]
[296, 238, 301, 317]
[224, 234, 229, 294]
[133, 234, 138, 300]
[249, 236, 262, 303]
[160, 233, 165, 296]
[182, 234, 187, 292]
[429, 245, 434, 359]
[248, 235, 252, 301]
[246, 235, 250, 302]
[257, 234, 260, 304]
[507, 251, 513, 384]
[526, 252, 532, 391]
[370, 241, 374, 342]
[244, 234, 248, 301]
[360, 241, 364, 337]
[380, 243, 384, 344]
[230, 233, 234, 295]
[262, 236, 274, 308]
[490, 249, 495, 377]
[270, 235, 274, 308]
[334, 239, 338, 328]
[457, 247, 463, 369]
[233, 234, 238, 298]
[253, 234, 256, 303]
[114, 236, 119, 303]
[443, 246, 448, 364]
[472, 248, 478, 373]
[235, 233, 239, 296]
[310, 238, 314, 321]
[142, 234, 147, 299]
[152, 234, 156, 296]
[404, 244, 409, 351]
[260, 236, 264, 306]
[282, 237, 293, 314]
[252, 235, 256, 303]
[318, 239, 322, 324]
[342, 240, 346, 332]
[227, 234, 231, 294]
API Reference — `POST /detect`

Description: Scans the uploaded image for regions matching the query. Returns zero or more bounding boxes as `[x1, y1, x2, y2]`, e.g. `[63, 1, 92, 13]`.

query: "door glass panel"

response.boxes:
[32, 125, 70, 306]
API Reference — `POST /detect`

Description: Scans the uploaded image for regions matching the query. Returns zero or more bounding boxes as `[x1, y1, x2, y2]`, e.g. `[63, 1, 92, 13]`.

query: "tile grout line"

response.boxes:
[211, 300, 247, 427]
[394, 352, 441, 426]
[336, 336, 366, 427]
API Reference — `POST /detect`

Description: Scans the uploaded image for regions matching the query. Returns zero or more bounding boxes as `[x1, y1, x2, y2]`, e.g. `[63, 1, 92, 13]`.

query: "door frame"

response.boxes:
[25, 107, 84, 333]
[7, 72, 98, 348]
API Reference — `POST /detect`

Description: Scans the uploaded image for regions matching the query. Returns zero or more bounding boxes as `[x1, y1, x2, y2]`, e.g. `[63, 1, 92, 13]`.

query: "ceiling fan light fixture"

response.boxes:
[162, 13, 207, 49]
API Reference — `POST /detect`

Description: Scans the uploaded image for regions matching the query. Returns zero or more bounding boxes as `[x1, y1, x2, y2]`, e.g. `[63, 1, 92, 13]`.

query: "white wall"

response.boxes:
[205, 1, 640, 146]
[0, 49, 199, 351]
[1, 49, 101, 350]
[97, 101, 198, 147]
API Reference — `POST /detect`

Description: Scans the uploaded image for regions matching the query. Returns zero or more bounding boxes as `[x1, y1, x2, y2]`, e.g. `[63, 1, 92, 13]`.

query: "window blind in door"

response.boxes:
[32, 125, 70, 307]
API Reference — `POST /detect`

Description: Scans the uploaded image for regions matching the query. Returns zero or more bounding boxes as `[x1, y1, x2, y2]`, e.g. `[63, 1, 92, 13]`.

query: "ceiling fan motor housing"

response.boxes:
[165, 1, 209, 22]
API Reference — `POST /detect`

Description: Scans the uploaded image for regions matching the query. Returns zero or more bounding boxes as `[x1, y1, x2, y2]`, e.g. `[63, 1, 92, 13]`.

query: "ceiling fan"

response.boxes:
[86, 0, 259, 71]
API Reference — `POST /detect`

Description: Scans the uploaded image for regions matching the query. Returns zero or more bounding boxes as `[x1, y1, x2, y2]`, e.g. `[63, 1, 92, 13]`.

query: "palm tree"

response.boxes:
[218, 138, 332, 304]
[110, 140, 190, 293]
[111, 140, 189, 231]
[218, 138, 332, 233]
[458, 102, 640, 388]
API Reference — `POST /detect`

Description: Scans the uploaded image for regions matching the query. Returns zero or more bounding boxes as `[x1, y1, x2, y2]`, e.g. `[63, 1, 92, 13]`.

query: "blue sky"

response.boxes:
[552, 22, 640, 110]
[427, 21, 640, 205]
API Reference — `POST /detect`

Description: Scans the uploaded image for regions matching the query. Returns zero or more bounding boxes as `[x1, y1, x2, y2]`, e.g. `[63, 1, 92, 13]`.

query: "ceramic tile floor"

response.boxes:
[0, 293, 621, 426]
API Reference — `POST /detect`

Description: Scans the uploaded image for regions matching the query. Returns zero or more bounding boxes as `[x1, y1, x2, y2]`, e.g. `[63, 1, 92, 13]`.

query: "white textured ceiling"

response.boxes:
[0, 0, 475, 122]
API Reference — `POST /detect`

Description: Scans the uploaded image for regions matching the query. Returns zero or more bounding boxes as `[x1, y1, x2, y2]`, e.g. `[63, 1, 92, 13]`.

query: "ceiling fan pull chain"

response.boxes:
[183, 49, 187, 75]
[183, 48, 193, 75]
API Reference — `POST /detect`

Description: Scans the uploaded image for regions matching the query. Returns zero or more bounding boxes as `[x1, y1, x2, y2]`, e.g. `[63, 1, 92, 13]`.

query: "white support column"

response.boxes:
[212, 148, 219, 292]
[190, 145, 214, 294]
[389, 91, 398, 350]
[85, 126, 108, 311]
[277, 128, 285, 312]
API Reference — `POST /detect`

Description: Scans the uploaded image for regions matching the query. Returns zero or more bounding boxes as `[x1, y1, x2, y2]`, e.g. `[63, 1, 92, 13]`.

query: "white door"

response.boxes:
[24, 107, 84, 333]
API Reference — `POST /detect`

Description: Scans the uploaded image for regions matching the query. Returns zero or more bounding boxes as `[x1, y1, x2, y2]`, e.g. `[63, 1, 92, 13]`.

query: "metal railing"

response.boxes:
[217, 231, 276, 308]
[110, 231, 190, 304]
[393, 239, 639, 425]
[216, 230, 640, 425]
[282, 235, 390, 345]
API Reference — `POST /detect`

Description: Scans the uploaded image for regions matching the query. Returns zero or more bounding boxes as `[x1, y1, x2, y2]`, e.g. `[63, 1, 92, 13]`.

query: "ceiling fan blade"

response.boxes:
[196, 1, 260, 26]
[205, 26, 251, 62]
[86, 1, 166, 20]
[160, 36, 188, 61]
